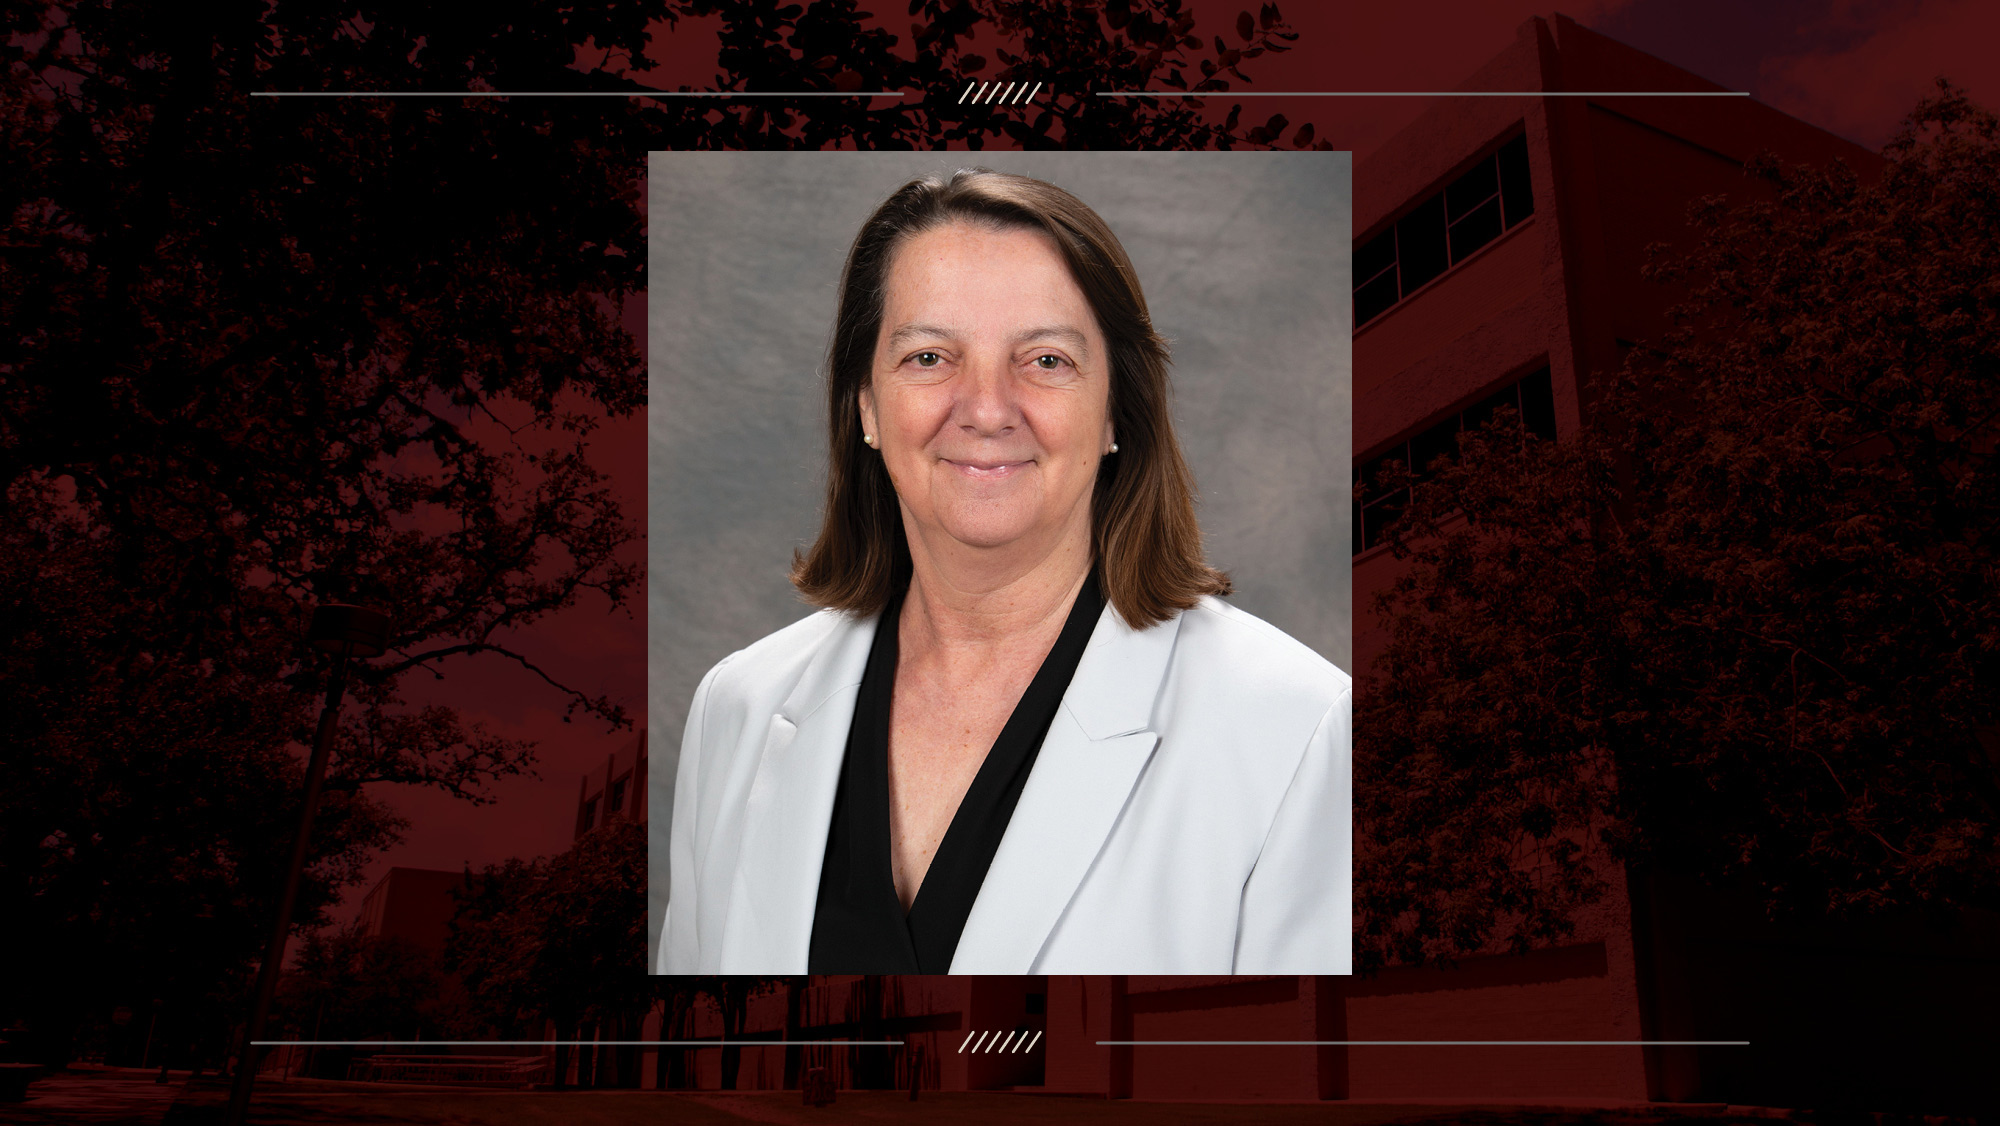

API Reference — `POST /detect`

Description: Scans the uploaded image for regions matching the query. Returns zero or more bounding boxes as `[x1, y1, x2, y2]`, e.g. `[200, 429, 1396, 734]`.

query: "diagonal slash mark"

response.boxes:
[956, 1029, 1048, 1053]
[956, 80, 1045, 106]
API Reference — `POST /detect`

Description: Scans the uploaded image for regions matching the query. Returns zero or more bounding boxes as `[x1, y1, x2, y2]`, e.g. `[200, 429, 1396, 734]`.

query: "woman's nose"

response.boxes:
[955, 352, 1020, 437]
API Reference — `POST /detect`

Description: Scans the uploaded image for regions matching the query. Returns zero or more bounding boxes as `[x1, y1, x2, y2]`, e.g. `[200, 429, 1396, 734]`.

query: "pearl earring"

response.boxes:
[863, 434, 875, 447]
[1108, 442, 1119, 454]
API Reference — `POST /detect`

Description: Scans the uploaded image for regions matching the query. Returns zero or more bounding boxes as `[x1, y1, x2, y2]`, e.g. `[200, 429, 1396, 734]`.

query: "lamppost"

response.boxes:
[224, 604, 389, 1126]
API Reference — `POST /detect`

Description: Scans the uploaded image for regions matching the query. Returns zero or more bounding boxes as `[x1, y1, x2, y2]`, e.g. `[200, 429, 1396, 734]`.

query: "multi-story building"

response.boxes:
[574, 729, 648, 838]
[1349, 14, 1996, 1116]
[354, 867, 469, 956]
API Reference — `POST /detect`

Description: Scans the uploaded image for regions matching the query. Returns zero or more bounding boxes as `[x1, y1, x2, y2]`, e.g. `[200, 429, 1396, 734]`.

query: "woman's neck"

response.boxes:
[897, 526, 1093, 660]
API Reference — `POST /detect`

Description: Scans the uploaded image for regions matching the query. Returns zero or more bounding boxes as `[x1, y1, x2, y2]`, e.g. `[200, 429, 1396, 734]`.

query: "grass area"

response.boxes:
[158, 1079, 1814, 1126]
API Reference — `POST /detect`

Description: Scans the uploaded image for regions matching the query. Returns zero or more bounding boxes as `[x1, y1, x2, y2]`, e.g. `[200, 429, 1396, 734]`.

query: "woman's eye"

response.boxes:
[913, 351, 941, 368]
[1033, 355, 1064, 371]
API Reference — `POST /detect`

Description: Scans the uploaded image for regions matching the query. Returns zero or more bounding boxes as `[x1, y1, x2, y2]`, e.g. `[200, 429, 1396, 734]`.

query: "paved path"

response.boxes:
[0, 1068, 188, 1125]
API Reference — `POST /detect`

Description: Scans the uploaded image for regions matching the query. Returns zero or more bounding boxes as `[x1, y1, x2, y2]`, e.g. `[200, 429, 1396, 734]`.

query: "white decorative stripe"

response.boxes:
[950, 80, 1044, 107]
[955, 1029, 1046, 1053]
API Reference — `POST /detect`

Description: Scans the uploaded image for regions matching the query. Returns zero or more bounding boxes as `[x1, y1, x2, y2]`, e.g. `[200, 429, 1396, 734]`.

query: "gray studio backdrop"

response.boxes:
[646, 151, 1352, 966]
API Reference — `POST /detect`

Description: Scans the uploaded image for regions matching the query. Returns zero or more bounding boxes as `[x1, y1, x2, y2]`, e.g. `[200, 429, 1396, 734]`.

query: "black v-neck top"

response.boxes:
[806, 572, 1106, 973]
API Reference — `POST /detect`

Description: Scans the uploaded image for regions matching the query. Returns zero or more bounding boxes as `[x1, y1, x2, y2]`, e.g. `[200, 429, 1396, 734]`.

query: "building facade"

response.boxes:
[355, 867, 469, 956]
[574, 729, 648, 839]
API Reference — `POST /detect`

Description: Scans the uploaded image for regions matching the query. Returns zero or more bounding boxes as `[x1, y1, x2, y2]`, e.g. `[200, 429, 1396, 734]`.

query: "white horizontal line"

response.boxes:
[1097, 1040, 1750, 1046]
[1098, 90, 1747, 98]
[254, 1040, 907, 1047]
[250, 91, 906, 98]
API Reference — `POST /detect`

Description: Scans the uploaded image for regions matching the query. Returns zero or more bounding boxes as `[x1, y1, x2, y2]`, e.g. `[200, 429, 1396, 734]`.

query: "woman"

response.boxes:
[659, 169, 1350, 974]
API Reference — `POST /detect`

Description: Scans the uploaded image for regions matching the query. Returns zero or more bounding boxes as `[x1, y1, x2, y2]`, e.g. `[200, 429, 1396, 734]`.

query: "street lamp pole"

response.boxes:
[224, 604, 389, 1126]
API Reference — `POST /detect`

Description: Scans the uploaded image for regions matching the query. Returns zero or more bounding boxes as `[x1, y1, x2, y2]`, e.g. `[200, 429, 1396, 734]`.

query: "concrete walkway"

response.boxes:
[1, 1067, 189, 1125]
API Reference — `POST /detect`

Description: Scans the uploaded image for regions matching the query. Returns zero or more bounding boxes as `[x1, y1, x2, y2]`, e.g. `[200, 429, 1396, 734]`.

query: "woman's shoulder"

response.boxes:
[697, 607, 870, 713]
[1173, 595, 1352, 710]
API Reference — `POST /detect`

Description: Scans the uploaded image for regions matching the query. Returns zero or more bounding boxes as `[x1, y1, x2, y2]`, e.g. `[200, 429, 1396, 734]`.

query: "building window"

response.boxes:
[1354, 131, 1535, 326]
[579, 795, 599, 833]
[1354, 367, 1557, 554]
[608, 775, 629, 818]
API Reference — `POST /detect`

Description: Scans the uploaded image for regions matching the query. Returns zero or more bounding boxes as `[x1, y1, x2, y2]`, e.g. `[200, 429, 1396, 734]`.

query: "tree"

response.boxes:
[4, 0, 649, 1062]
[447, 821, 651, 1087]
[1355, 85, 2000, 972]
[0, 477, 409, 1066]
[273, 926, 474, 1077]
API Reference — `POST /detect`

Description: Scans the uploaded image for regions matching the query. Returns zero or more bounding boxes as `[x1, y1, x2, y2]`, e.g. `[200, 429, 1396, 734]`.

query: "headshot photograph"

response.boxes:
[648, 152, 1352, 976]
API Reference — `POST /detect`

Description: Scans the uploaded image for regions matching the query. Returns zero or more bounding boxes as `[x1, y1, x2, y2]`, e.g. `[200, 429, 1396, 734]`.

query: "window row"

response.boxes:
[1353, 367, 1557, 555]
[1354, 132, 1535, 327]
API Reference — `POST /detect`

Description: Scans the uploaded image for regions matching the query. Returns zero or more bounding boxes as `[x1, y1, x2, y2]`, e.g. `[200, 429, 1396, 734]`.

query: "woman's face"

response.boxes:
[860, 221, 1115, 562]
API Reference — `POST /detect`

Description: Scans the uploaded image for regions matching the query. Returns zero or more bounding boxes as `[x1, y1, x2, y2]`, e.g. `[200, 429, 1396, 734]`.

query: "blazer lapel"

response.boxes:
[948, 604, 1185, 973]
[719, 611, 878, 972]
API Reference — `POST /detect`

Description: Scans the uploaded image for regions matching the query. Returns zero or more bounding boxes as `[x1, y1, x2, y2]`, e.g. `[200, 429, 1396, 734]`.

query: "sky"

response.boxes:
[335, 0, 1999, 922]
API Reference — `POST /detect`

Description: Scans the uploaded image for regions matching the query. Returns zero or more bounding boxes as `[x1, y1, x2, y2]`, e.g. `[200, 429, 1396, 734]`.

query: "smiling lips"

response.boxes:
[944, 457, 1032, 479]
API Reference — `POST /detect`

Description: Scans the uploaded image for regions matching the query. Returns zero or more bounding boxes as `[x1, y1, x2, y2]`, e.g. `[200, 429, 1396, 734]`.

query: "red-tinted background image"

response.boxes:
[3, 2, 1997, 1122]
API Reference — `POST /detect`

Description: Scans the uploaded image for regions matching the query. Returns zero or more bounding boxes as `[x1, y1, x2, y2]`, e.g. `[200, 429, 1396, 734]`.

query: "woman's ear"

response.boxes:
[858, 387, 878, 447]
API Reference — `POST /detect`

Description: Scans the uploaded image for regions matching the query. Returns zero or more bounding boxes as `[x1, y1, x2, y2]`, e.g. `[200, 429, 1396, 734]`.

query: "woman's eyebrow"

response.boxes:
[882, 322, 1093, 359]
[1014, 325, 1091, 356]
[884, 322, 957, 350]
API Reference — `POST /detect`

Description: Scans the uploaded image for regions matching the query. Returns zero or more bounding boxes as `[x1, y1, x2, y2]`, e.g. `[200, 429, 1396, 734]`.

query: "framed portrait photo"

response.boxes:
[647, 152, 1351, 975]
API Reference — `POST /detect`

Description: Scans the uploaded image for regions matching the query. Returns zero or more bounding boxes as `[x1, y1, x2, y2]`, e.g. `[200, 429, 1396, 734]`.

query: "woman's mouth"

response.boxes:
[944, 458, 1030, 480]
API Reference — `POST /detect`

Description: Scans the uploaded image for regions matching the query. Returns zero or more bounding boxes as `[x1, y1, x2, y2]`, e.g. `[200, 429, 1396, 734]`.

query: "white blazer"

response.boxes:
[658, 594, 1351, 975]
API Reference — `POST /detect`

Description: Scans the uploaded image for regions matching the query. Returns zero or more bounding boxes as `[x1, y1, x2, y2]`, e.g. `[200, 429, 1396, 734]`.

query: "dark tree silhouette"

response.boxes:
[0, 478, 410, 1067]
[446, 821, 650, 1088]
[444, 823, 783, 1088]
[5, 2, 648, 1065]
[275, 926, 472, 1076]
[1355, 85, 2000, 973]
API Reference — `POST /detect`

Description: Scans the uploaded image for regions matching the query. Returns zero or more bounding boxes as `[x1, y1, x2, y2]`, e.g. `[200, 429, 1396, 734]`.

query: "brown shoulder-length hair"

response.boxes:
[791, 168, 1230, 628]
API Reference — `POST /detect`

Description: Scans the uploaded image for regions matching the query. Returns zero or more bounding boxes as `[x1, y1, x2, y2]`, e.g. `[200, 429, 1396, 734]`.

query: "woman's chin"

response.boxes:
[934, 520, 1041, 552]
[921, 502, 1055, 553]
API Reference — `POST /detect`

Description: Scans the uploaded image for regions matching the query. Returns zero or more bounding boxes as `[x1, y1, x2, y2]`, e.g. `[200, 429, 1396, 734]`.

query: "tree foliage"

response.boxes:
[0, 476, 407, 1063]
[277, 927, 472, 1049]
[1356, 85, 2000, 972]
[4, 0, 652, 1059]
[446, 820, 651, 1039]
